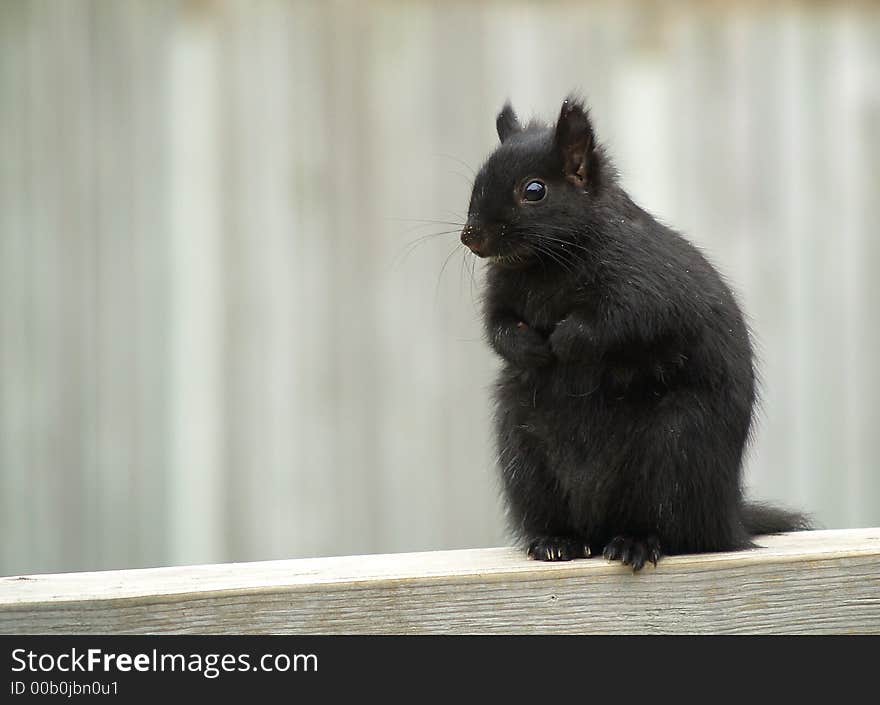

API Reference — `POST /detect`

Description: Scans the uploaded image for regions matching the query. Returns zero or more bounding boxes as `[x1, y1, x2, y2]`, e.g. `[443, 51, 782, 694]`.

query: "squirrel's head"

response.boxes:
[460, 97, 611, 267]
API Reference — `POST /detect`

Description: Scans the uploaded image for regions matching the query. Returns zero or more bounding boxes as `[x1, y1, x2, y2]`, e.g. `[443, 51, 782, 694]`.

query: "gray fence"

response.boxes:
[1, 0, 879, 576]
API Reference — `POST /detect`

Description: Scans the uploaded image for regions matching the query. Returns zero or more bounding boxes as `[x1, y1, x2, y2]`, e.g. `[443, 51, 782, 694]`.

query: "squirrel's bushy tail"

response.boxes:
[741, 502, 812, 536]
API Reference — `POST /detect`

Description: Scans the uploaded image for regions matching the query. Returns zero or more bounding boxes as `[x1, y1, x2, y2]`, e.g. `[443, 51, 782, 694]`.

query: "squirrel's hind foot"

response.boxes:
[527, 537, 591, 562]
[602, 535, 662, 572]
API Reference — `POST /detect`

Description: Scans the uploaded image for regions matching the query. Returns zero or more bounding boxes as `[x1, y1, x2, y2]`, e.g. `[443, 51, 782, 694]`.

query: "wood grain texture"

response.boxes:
[2, 529, 878, 635]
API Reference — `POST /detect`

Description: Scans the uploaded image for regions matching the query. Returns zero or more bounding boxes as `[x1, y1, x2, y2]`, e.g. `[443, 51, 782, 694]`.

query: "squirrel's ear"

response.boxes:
[496, 102, 521, 143]
[554, 97, 596, 189]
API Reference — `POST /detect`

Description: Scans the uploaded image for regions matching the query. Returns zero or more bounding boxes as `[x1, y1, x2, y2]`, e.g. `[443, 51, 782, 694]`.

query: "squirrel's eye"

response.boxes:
[522, 179, 547, 203]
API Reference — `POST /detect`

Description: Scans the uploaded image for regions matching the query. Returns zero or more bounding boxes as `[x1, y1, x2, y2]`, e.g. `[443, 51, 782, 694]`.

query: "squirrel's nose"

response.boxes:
[461, 224, 487, 256]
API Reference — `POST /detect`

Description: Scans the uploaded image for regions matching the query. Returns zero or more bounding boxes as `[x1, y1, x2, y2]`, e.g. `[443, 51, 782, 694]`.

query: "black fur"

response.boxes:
[462, 96, 810, 571]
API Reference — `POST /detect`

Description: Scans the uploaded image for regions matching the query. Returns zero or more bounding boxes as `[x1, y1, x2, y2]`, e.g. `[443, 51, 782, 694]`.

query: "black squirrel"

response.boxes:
[461, 97, 809, 571]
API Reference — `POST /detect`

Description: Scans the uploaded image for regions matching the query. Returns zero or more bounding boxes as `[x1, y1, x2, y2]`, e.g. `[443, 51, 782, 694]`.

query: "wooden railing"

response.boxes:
[2, 528, 878, 634]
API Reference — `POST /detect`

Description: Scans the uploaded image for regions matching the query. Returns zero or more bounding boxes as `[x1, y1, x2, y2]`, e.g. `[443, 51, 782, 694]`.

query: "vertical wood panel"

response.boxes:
[0, 0, 32, 572]
[166, 2, 225, 565]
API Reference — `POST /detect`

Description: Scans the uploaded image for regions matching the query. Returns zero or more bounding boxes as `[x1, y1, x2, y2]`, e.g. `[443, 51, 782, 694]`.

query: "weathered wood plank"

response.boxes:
[1, 529, 878, 635]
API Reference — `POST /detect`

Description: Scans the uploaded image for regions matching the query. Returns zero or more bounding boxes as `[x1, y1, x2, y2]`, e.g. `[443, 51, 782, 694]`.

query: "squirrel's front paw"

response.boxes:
[549, 316, 598, 363]
[505, 321, 554, 367]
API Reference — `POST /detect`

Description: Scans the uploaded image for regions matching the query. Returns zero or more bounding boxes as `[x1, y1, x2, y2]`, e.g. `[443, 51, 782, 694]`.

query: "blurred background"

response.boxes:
[1, 0, 879, 576]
